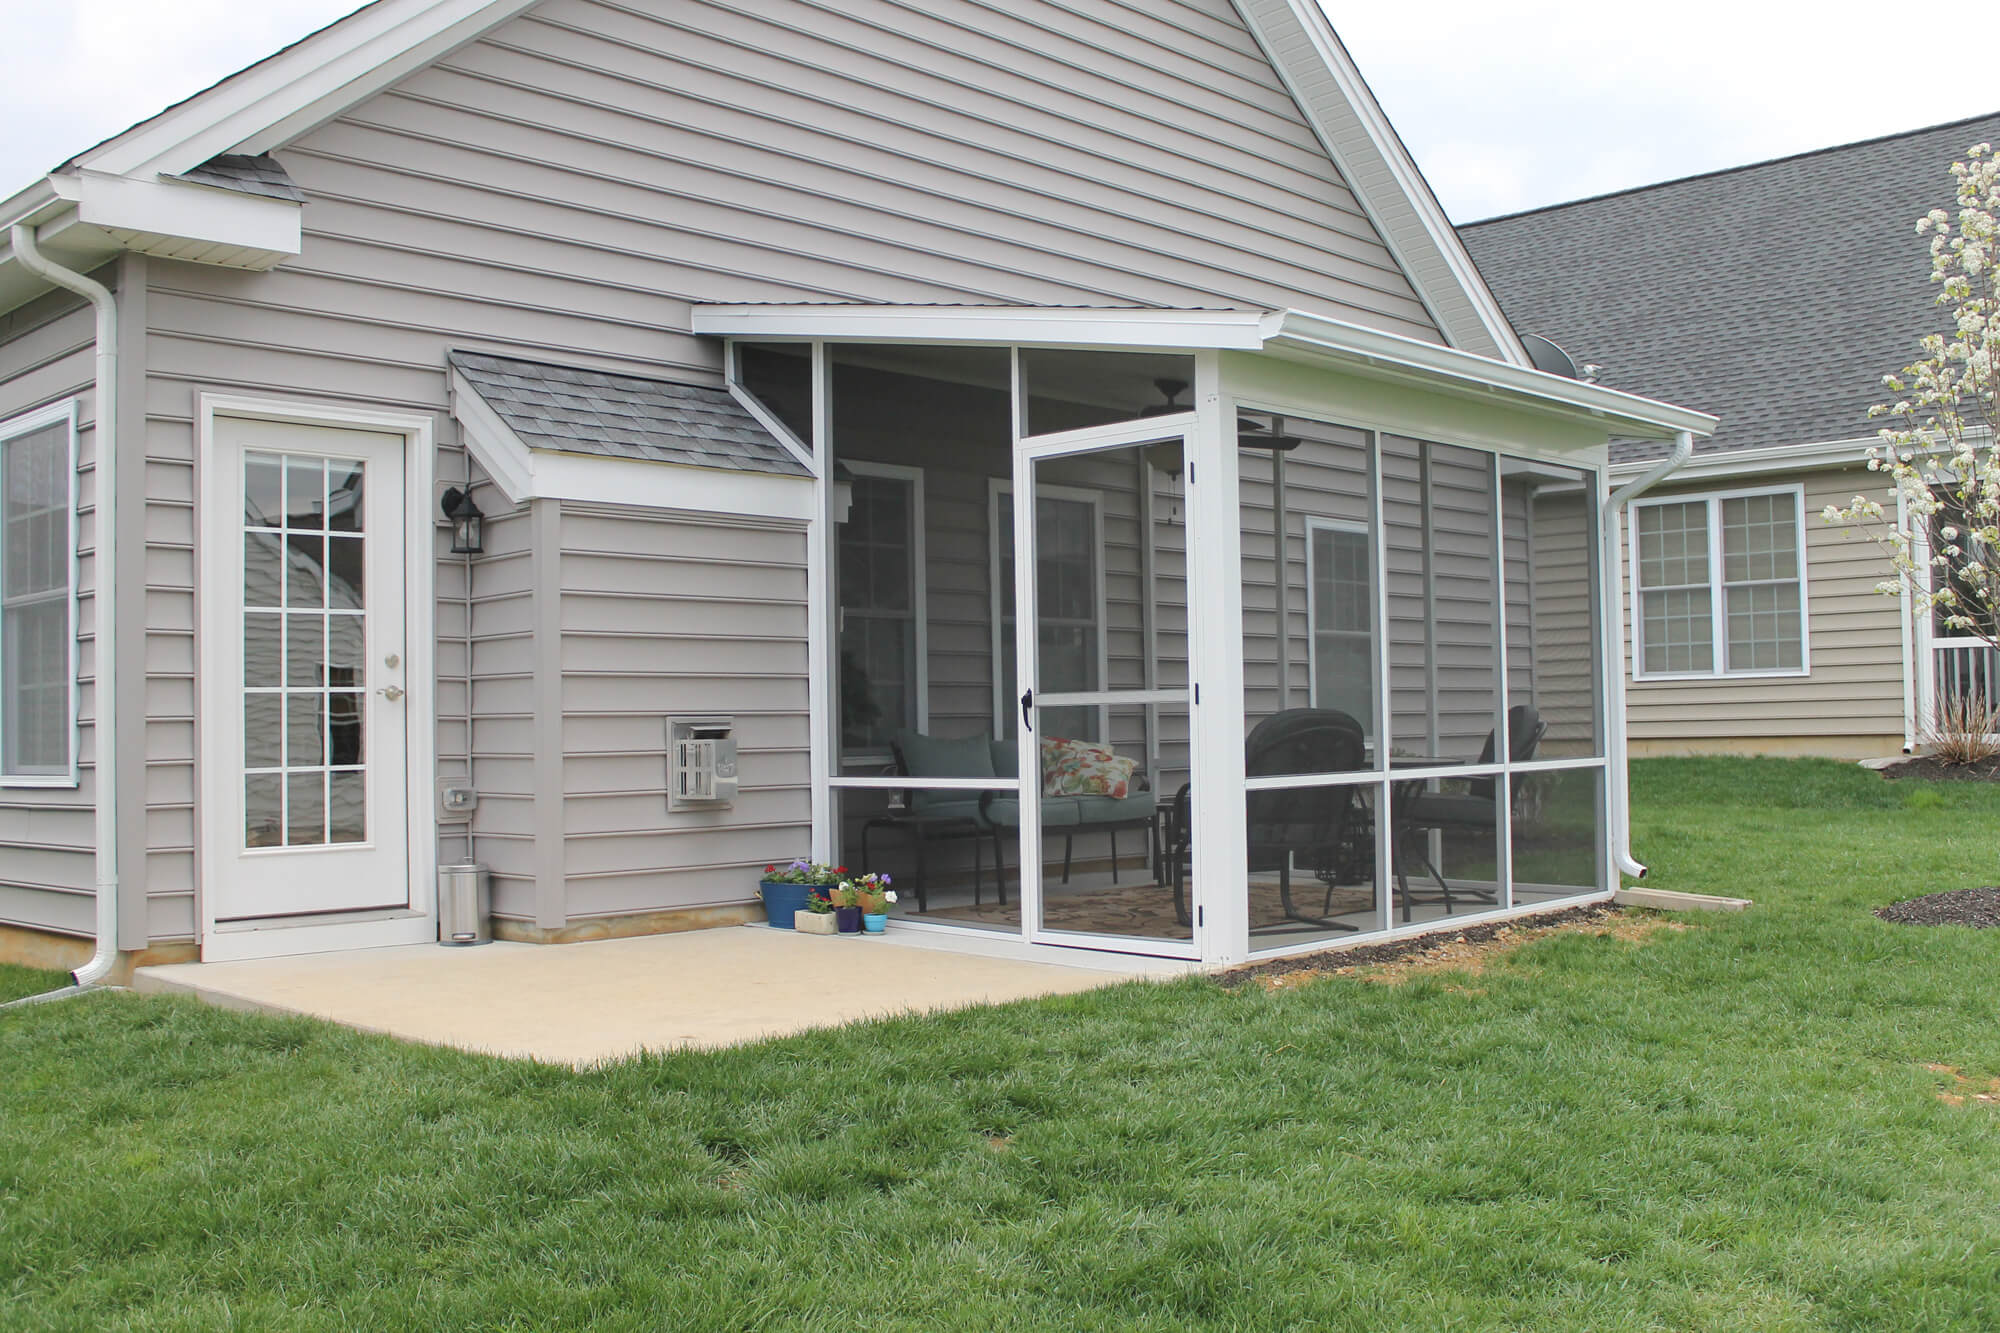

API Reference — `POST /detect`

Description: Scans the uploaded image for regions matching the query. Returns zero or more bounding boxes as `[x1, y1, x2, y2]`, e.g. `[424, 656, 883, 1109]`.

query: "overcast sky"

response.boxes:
[3, 0, 1996, 222]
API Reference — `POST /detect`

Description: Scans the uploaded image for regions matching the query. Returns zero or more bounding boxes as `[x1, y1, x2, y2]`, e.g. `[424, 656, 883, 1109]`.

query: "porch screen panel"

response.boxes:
[1502, 460, 1603, 757]
[1237, 414, 1378, 772]
[1020, 349, 1195, 437]
[1381, 436, 1504, 766]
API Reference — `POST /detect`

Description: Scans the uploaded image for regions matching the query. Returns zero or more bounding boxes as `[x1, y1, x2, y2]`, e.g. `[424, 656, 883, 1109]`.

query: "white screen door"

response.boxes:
[211, 418, 411, 920]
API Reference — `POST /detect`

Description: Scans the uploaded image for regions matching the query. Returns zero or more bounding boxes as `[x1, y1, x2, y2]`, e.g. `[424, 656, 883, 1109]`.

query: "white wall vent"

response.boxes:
[668, 717, 738, 811]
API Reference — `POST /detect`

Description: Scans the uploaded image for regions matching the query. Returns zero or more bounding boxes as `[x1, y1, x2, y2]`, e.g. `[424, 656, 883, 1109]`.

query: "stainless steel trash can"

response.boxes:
[438, 861, 491, 945]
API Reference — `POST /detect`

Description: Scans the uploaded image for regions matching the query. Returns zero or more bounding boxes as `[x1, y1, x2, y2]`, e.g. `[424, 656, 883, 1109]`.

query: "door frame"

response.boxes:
[195, 393, 439, 961]
[1014, 419, 1204, 961]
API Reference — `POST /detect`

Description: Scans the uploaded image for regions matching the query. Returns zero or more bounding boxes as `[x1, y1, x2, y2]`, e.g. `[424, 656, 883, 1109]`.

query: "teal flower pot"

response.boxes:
[862, 912, 888, 934]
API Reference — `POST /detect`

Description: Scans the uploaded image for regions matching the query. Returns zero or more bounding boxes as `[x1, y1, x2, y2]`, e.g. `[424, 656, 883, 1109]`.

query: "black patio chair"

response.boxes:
[1166, 708, 1369, 932]
[1392, 704, 1546, 919]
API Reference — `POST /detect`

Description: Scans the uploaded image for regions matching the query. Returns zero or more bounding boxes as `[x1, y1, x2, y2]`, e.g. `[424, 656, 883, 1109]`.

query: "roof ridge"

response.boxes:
[1462, 107, 2000, 229]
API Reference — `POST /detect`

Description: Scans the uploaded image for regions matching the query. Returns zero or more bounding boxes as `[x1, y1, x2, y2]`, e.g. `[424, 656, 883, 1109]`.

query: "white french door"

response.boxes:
[1015, 423, 1201, 959]
[209, 417, 412, 921]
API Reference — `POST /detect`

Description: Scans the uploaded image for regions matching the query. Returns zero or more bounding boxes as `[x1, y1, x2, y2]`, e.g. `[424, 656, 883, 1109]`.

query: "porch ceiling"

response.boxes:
[689, 304, 1718, 443]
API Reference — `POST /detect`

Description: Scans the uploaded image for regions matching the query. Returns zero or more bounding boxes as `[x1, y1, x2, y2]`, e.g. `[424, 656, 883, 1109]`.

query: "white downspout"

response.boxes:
[11, 224, 119, 987]
[1603, 429, 1694, 879]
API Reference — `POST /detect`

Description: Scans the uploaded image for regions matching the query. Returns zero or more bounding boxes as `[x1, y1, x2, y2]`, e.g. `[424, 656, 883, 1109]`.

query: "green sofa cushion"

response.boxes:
[1073, 791, 1156, 824]
[896, 730, 995, 780]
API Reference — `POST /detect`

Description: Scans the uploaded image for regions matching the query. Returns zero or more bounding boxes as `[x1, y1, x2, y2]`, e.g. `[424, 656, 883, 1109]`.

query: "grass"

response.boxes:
[0, 963, 67, 1004]
[5, 757, 2000, 1330]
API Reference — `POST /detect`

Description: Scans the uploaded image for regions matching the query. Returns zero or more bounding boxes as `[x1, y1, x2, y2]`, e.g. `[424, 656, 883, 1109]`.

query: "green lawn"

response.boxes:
[5, 758, 2000, 1330]
[0, 962, 68, 1004]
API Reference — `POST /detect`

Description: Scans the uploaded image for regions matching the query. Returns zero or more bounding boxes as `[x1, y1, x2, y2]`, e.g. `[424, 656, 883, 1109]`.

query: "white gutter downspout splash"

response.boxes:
[1602, 429, 1694, 879]
[11, 224, 119, 987]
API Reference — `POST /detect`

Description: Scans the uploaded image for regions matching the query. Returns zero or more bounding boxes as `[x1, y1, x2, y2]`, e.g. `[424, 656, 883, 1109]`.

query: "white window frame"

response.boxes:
[0, 399, 80, 787]
[1304, 516, 1375, 729]
[1630, 482, 1810, 681]
[989, 477, 1109, 739]
[837, 460, 926, 763]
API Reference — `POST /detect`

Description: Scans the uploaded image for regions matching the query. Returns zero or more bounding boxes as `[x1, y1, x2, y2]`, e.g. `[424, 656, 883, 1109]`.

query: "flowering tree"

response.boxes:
[1826, 143, 2000, 651]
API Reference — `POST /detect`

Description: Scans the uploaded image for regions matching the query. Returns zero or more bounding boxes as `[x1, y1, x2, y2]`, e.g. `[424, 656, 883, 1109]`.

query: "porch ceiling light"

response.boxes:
[440, 485, 485, 554]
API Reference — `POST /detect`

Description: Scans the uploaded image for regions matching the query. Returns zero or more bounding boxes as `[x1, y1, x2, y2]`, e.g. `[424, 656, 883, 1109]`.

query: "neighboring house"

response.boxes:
[1463, 112, 2000, 760]
[0, 0, 1707, 979]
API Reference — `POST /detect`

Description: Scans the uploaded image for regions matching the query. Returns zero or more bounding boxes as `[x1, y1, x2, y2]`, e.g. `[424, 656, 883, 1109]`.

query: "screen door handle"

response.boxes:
[1020, 689, 1033, 733]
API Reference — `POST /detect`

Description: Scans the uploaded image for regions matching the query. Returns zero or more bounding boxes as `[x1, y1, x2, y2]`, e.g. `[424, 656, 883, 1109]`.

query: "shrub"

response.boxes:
[1925, 693, 2000, 764]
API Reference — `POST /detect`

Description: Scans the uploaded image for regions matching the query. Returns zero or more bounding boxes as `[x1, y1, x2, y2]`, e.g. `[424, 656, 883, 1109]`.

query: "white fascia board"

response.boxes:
[1607, 436, 1883, 482]
[449, 367, 812, 520]
[80, 0, 537, 179]
[1232, 0, 1529, 367]
[1264, 309, 1718, 440]
[69, 171, 300, 258]
[691, 304, 1269, 349]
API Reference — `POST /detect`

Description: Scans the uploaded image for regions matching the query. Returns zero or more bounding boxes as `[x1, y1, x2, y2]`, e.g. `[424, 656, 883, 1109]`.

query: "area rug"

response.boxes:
[922, 879, 1379, 938]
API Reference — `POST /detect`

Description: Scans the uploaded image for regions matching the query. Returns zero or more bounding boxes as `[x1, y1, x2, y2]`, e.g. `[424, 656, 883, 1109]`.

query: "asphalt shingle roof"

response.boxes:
[449, 351, 809, 477]
[172, 153, 305, 202]
[1461, 112, 2000, 463]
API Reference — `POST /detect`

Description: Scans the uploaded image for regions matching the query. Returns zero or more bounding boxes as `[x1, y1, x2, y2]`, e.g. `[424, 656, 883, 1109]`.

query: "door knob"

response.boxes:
[378, 685, 405, 702]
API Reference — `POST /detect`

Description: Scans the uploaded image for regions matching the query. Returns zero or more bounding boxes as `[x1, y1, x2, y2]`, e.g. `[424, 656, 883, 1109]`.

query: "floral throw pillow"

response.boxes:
[1039, 736, 1138, 799]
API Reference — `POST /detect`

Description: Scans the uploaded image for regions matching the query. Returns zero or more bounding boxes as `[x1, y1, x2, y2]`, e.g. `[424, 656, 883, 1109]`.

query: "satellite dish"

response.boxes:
[1521, 333, 1581, 379]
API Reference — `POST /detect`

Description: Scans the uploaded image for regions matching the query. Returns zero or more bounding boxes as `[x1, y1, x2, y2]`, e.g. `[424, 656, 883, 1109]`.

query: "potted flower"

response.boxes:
[795, 887, 838, 935]
[826, 877, 865, 934]
[857, 875, 896, 934]
[757, 860, 839, 929]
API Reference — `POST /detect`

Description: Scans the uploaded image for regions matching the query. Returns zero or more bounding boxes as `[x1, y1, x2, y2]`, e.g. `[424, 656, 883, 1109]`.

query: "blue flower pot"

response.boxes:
[862, 912, 888, 934]
[833, 906, 863, 934]
[759, 880, 812, 929]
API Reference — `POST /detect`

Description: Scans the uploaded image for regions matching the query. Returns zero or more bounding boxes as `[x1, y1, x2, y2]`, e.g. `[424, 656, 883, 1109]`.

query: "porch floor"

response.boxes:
[131, 925, 1156, 1065]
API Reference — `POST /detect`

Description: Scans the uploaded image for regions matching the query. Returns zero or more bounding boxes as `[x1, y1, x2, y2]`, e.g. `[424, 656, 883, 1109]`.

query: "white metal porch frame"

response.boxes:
[703, 307, 1713, 969]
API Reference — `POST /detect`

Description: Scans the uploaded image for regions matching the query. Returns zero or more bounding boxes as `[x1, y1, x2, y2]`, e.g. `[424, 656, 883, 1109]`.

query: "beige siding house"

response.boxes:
[1463, 113, 2000, 761]
[0, 0, 1709, 980]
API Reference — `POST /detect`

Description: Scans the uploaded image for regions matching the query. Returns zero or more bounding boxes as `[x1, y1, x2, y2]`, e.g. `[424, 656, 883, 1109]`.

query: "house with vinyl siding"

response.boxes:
[1462, 112, 2000, 760]
[0, 0, 1710, 981]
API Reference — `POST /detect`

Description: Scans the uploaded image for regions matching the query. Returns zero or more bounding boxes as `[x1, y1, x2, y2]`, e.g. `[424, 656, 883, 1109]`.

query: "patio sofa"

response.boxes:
[888, 730, 1156, 905]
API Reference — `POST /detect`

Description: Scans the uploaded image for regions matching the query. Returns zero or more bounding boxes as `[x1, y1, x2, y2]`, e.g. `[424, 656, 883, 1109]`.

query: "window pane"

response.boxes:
[1637, 500, 1709, 587]
[836, 473, 919, 752]
[1725, 582, 1802, 672]
[737, 342, 814, 450]
[1641, 587, 1714, 674]
[1021, 349, 1196, 437]
[2, 422, 72, 776]
[2, 599, 68, 772]
[1722, 491, 1799, 583]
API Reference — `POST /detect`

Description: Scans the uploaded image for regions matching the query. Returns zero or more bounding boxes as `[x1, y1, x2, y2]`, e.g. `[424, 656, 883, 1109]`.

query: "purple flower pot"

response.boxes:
[833, 905, 863, 934]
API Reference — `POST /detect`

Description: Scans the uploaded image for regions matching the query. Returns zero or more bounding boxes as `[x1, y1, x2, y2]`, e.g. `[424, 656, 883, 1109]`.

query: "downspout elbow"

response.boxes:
[11, 224, 119, 988]
[1604, 429, 1695, 880]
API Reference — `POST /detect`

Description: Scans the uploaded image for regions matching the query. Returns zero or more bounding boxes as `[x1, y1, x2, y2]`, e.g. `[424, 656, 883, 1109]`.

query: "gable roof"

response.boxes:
[448, 350, 808, 476]
[0, 0, 1525, 363]
[1461, 111, 2000, 464]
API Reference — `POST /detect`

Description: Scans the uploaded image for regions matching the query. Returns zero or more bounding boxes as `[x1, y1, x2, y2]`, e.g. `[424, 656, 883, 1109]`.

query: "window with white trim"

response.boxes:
[837, 465, 923, 756]
[1632, 486, 1806, 678]
[1307, 519, 1375, 733]
[1, 402, 77, 780]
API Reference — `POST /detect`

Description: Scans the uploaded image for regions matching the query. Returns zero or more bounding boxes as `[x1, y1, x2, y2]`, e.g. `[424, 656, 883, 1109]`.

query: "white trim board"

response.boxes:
[195, 392, 440, 962]
[1628, 482, 1812, 682]
[1608, 436, 1884, 483]
[448, 366, 814, 521]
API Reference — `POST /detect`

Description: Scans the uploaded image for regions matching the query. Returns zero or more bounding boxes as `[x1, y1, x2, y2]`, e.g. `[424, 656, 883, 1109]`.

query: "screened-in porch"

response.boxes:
[701, 306, 1710, 965]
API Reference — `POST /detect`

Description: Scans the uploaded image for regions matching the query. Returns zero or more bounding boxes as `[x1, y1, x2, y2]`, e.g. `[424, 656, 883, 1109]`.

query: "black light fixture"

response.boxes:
[440, 485, 485, 554]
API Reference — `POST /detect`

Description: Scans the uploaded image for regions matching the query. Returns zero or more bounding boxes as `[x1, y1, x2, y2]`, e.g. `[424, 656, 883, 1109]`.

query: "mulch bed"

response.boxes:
[1877, 887, 2000, 928]
[1878, 755, 2000, 782]
[1213, 903, 1615, 988]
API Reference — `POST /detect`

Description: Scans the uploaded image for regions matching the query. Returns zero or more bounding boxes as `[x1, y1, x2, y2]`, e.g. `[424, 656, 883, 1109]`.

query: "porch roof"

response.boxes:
[690, 304, 1719, 443]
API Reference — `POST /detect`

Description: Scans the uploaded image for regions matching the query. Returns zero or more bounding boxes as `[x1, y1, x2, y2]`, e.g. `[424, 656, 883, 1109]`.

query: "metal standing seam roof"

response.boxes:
[170, 153, 306, 202]
[1460, 111, 2000, 464]
[447, 350, 809, 477]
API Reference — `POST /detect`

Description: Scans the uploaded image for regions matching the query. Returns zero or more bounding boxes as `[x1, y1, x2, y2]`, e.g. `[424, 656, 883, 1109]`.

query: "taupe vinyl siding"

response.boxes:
[1522, 490, 1597, 754]
[458, 471, 539, 922]
[557, 503, 811, 921]
[1622, 465, 1904, 746]
[0, 283, 97, 939]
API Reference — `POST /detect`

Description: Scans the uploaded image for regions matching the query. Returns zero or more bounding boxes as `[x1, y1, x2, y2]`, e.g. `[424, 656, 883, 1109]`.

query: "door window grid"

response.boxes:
[1, 419, 72, 777]
[242, 451, 368, 849]
[1634, 488, 1805, 678]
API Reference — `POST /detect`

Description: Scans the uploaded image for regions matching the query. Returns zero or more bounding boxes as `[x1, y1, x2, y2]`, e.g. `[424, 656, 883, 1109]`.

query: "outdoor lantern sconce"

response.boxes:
[440, 486, 485, 554]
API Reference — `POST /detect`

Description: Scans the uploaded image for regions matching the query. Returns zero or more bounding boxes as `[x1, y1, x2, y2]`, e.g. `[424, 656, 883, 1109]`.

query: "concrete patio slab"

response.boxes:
[131, 926, 1157, 1064]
